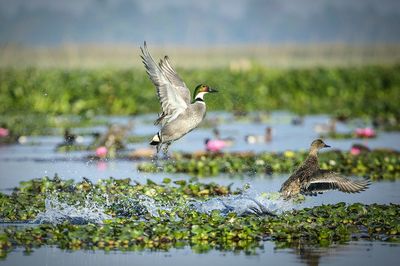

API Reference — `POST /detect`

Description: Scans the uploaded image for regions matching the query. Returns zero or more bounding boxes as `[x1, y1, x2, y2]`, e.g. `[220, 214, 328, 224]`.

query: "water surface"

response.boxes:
[0, 112, 399, 265]
[1, 241, 399, 266]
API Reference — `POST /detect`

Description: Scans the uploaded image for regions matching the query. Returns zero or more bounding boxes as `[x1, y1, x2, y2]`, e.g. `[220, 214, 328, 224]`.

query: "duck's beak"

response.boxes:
[208, 87, 218, 93]
[324, 144, 331, 148]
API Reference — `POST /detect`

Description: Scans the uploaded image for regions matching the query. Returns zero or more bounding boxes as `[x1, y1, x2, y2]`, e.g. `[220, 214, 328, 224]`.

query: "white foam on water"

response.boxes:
[32, 184, 292, 225]
[190, 188, 293, 216]
[33, 194, 111, 225]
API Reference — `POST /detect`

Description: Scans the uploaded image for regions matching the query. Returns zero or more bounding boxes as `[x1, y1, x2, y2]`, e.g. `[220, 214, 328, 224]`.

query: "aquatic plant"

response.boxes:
[0, 177, 398, 258]
[0, 114, 108, 137]
[0, 65, 399, 122]
[0, 176, 233, 221]
[319, 132, 360, 140]
[137, 149, 400, 180]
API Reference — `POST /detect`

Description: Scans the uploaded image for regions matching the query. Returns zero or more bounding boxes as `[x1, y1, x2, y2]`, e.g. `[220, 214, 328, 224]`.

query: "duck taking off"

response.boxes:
[140, 42, 218, 154]
[280, 139, 370, 199]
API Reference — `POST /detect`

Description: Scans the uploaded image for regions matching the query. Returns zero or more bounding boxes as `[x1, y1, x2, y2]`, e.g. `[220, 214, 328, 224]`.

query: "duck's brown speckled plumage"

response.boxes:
[280, 155, 319, 197]
[280, 139, 370, 199]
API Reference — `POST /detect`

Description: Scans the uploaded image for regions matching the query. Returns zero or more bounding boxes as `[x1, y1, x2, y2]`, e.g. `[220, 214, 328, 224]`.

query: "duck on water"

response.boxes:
[217, 139, 371, 217]
[280, 139, 370, 199]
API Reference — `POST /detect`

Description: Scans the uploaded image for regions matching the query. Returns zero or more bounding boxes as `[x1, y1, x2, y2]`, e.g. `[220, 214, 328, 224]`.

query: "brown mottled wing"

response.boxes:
[301, 170, 370, 195]
[140, 42, 188, 126]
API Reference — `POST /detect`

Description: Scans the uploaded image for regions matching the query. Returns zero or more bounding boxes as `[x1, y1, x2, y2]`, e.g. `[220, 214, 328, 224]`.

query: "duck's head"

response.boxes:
[309, 139, 330, 155]
[193, 84, 218, 102]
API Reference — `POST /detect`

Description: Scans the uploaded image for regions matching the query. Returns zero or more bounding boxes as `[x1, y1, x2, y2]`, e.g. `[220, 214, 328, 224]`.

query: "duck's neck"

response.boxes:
[306, 151, 320, 170]
[193, 92, 207, 104]
[309, 148, 319, 157]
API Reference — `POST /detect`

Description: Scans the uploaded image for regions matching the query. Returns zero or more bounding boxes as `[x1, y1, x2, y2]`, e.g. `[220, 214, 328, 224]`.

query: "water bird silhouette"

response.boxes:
[245, 127, 273, 144]
[280, 139, 370, 199]
[313, 118, 336, 135]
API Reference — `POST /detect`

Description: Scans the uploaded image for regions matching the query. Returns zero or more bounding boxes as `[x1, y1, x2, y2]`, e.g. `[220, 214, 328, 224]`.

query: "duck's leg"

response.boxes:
[156, 143, 162, 154]
[151, 144, 164, 169]
[152, 143, 161, 162]
[162, 142, 171, 159]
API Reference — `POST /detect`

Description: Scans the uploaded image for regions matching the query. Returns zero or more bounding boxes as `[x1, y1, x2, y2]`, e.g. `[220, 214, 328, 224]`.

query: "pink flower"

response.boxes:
[355, 128, 364, 137]
[96, 146, 108, 158]
[206, 139, 227, 152]
[355, 128, 376, 138]
[363, 128, 375, 138]
[0, 128, 9, 137]
[350, 147, 361, 156]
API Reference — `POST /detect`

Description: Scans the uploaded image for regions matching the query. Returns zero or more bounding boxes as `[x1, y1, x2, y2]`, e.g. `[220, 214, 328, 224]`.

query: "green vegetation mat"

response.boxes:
[1, 65, 399, 121]
[0, 177, 399, 258]
[138, 150, 400, 180]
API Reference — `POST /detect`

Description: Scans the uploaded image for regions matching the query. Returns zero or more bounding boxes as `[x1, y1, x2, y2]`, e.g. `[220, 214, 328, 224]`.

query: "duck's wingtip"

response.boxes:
[362, 177, 372, 187]
[140, 41, 148, 53]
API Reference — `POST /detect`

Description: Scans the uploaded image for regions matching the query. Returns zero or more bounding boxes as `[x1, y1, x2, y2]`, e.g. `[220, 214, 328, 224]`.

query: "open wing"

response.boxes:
[301, 170, 370, 196]
[159, 56, 191, 105]
[140, 42, 189, 126]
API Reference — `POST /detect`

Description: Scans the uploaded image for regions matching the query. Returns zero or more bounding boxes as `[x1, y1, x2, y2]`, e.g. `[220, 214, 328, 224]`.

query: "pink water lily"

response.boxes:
[0, 128, 9, 137]
[355, 127, 376, 138]
[205, 139, 227, 152]
[350, 147, 361, 155]
[96, 146, 108, 158]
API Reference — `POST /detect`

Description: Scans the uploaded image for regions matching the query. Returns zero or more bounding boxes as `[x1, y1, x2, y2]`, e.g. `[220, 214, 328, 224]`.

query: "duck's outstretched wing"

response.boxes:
[140, 42, 189, 126]
[159, 56, 191, 105]
[301, 170, 370, 196]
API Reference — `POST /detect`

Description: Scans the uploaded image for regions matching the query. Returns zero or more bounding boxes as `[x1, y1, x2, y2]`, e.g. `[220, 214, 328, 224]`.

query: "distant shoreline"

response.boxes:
[1, 43, 399, 69]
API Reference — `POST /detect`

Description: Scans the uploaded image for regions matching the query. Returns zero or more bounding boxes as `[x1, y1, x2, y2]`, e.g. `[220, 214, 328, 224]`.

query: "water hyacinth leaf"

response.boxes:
[0, 177, 398, 258]
[137, 150, 400, 180]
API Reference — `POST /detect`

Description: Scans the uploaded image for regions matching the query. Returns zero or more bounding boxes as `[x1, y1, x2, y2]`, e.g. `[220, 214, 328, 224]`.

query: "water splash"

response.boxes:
[111, 194, 173, 218]
[33, 194, 111, 225]
[32, 184, 291, 225]
[190, 189, 292, 216]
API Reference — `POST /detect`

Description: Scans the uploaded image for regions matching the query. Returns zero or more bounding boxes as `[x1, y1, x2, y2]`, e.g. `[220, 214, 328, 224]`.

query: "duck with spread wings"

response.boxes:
[140, 42, 218, 155]
[280, 139, 370, 199]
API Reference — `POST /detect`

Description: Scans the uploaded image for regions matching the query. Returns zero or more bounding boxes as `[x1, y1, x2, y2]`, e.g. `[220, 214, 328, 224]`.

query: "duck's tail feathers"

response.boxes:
[150, 132, 161, 146]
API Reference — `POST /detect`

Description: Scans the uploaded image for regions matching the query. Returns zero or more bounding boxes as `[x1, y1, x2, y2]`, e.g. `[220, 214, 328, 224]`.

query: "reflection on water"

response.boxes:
[275, 241, 400, 266]
[1, 241, 399, 266]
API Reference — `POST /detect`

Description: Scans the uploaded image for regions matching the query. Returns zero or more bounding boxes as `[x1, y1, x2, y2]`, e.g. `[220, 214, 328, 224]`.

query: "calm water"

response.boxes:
[0, 112, 399, 265]
[0, 112, 399, 189]
[1, 241, 399, 266]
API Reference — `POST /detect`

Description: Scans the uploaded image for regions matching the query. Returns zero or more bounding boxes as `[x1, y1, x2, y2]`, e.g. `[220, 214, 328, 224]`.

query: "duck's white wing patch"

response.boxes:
[301, 170, 370, 195]
[140, 42, 188, 125]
